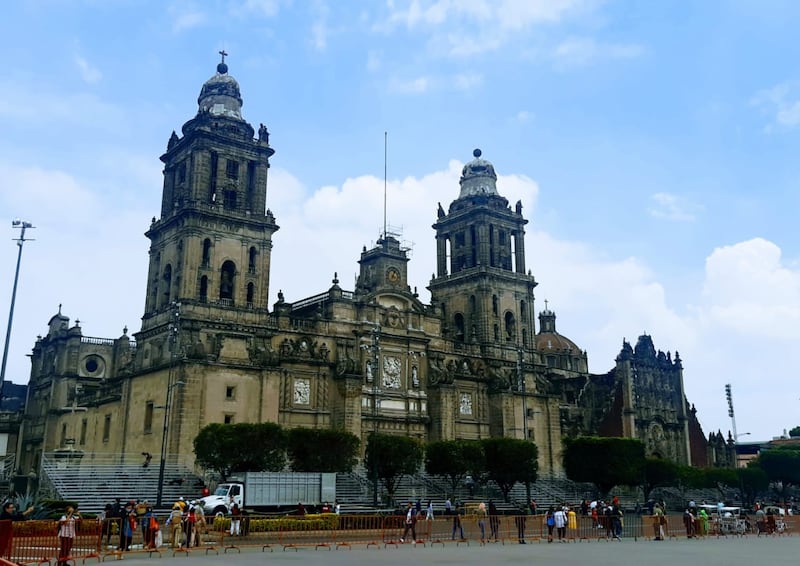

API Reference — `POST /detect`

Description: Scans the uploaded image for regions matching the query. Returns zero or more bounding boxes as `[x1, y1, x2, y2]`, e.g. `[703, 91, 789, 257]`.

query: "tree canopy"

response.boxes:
[562, 436, 645, 496]
[425, 440, 484, 496]
[788, 426, 800, 438]
[365, 433, 424, 507]
[287, 428, 360, 473]
[482, 438, 538, 502]
[758, 448, 800, 496]
[193, 422, 286, 479]
[642, 458, 679, 501]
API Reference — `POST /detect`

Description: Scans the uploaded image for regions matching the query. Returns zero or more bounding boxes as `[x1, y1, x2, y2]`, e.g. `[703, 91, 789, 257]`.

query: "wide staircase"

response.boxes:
[40, 452, 204, 513]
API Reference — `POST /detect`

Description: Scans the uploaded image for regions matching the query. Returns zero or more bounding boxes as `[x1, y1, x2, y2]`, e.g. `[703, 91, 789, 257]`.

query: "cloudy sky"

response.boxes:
[1, 0, 798, 442]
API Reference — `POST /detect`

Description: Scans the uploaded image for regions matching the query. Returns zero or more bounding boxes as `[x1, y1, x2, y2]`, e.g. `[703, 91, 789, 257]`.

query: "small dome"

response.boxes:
[197, 63, 243, 120]
[458, 148, 498, 198]
[535, 331, 582, 354]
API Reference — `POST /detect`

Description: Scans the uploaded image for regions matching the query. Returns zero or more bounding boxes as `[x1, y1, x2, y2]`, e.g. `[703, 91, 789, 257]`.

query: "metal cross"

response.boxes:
[219, 49, 228, 64]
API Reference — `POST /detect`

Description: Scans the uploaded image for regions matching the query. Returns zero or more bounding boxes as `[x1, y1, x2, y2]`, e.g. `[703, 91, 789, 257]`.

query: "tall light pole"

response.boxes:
[156, 301, 182, 507]
[725, 384, 739, 467]
[0, 220, 34, 405]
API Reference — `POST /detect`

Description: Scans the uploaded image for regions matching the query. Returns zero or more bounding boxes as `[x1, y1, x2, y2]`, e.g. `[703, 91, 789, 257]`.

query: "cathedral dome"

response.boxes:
[197, 62, 243, 120]
[458, 148, 498, 198]
[536, 307, 584, 354]
[535, 331, 582, 354]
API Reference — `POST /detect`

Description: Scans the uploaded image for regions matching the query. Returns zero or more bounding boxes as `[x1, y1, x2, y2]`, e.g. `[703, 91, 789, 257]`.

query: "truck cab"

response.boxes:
[199, 482, 243, 515]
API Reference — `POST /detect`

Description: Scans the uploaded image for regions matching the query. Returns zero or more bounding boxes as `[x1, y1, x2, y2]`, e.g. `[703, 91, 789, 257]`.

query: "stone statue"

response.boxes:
[437, 202, 445, 218]
[258, 123, 269, 144]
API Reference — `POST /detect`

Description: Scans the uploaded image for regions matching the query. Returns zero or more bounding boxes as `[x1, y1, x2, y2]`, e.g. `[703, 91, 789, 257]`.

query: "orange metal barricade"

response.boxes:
[1, 518, 103, 566]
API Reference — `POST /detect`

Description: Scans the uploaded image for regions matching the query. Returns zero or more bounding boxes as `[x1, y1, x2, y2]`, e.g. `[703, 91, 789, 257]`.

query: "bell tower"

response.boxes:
[140, 54, 278, 335]
[429, 149, 537, 348]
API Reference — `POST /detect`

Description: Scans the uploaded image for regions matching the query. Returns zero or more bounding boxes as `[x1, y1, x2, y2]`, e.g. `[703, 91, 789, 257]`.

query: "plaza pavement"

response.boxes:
[105, 535, 798, 566]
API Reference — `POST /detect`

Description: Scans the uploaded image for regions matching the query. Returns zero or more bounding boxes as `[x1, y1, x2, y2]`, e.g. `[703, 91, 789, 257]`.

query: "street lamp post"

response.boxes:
[156, 302, 182, 507]
[0, 220, 34, 404]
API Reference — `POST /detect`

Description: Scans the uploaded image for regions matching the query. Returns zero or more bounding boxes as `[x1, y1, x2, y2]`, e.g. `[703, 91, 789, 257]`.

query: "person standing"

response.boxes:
[425, 500, 434, 521]
[476, 502, 488, 543]
[168, 504, 183, 549]
[229, 503, 241, 537]
[120, 503, 135, 552]
[554, 506, 567, 542]
[400, 502, 417, 543]
[193, 502, 205, 547]
[57, 506, 80, 566]
[488, 501, 499, 541]
[0, 502, 34, 559]
[451, 511, 464, 540]
[545, 506, 556, 543]
[567, 506, 577, 540]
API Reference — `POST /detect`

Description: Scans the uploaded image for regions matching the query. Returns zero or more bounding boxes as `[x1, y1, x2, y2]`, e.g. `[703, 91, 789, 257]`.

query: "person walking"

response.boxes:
[57, 506, 80, 566]
[400, 502, 417, 543]
[425, 500, 434, 521]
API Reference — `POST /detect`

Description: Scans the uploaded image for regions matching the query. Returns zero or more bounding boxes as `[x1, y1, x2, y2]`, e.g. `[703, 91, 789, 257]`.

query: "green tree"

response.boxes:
[737, 465, 769, 508]
[364, 433, 424, 508]
[758, 448, 800, 498]
[287, 428, 360, 472]
[789, 426, 800, 438]
[425, 440, 484, 496]
[482, 438, 538, 502]
[562, 436, 645, 497]
[642, 458, 679, 501]
[193, 422, 286, 479]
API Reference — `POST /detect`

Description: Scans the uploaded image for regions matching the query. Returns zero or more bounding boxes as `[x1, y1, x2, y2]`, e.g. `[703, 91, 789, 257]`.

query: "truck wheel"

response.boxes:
[214, 506, 227, 516]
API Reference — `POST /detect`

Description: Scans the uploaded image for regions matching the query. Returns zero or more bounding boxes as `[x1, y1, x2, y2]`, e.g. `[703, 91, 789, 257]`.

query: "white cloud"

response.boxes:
[453, 72, 483, 91]
[230, 0, 283, 17]
[169, 3, 208, 32]
[552, 36, 644, 67]
[648, 192, 698, 222]
[366, 50, 382, 72]
[751, 82, 800, 131]
[377, 0, 593, 57]
[74, 56, 102, 84]
[309, 0, 330, 52]
[388, 76, 430, 94]
[515, 110, 533, 123]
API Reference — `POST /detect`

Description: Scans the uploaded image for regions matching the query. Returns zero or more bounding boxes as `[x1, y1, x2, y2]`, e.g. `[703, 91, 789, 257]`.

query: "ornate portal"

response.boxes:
[459, 393, 473, 415]
[294, 378, 310, 405]
[382, 356, 401, 389]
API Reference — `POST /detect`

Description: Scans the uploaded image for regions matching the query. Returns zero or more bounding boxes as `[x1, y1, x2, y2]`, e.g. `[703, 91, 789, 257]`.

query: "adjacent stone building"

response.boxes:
[16, 60, 721, 480]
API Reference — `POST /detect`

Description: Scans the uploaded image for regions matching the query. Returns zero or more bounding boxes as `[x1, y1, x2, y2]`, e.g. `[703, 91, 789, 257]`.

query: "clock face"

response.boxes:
[386, 267, 401, 284]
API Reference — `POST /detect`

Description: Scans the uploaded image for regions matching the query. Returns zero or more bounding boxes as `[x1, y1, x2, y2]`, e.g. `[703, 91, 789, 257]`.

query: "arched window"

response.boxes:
[454, 313, 465, 342]
[202, 238, 211, 267]
[161, 264, 172, 308]
[504, 311, 516, 341]
[246, 282, 255, 307]
[248, 246, 258, 273]
[199, 276, 208, 303]
[220, 260, 236, 303]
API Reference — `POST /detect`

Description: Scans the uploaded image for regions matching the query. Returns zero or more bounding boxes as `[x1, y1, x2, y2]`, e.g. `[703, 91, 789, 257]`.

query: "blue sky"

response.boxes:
[1, 0, 798, 442]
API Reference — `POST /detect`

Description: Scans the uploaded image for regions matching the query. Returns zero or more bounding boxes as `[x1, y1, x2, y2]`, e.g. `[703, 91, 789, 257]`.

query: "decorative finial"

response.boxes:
[58, 303, 62, 315]
[217, 49, 229, 74]
[123, 325, 128, 335]
[332, 272, 339, 285]
[75, 319, 80, 326]
[473, 148, 482, 158]
[544, 299, 549, 311]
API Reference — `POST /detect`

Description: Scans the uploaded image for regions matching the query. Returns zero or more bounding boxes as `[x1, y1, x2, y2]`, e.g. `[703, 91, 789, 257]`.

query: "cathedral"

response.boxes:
[15, 59, 718, 480]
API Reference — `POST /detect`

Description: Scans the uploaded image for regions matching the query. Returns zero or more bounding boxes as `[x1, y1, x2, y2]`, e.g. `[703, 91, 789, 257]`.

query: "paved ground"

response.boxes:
[105, 536, 798, 566]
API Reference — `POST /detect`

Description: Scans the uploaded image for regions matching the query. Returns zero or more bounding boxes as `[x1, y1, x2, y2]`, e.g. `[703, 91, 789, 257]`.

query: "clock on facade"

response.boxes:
[386, 267, 401, 284]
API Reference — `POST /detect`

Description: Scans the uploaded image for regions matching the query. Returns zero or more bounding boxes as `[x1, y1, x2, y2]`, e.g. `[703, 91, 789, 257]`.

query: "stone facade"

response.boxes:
[16, 60, 717, 478]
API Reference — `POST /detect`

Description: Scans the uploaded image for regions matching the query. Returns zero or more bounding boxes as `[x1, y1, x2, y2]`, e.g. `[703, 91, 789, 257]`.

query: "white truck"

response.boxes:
[198, 472, 337, 515]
